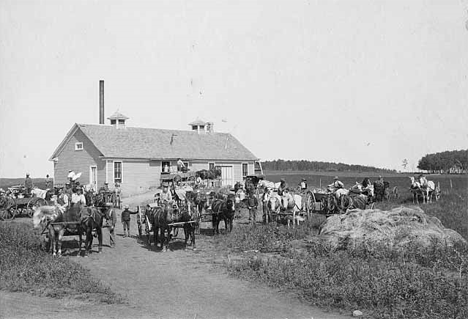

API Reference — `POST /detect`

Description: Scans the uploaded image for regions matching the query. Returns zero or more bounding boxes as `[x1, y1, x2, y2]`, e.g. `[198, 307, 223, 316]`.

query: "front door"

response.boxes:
[220, 166, 234, 187]
[90, 166, 97, 191]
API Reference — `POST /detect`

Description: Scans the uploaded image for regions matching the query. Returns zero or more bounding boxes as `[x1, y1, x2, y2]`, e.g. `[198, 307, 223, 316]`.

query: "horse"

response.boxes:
[148, 202, 180, 251]
[409, 177, 425, 204]
[33, 204, 84, 257]
[195, 168, 221, 180]
[80, 205, 106, 256]
[418, 176, 438, 203]
[211, 194, 236, 234]
[281, 192, 305, 228]
[266, 193, 282, 223]
[179, 198, 197, 250]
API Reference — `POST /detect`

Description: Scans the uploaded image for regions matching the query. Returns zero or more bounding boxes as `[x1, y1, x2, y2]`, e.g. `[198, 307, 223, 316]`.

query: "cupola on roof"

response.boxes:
[107, 111, 129, 120]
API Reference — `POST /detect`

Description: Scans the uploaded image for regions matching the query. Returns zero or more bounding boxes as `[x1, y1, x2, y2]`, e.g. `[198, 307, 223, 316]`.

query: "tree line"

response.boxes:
[417, 149, 467, 174]
[261, 159, 396, 173]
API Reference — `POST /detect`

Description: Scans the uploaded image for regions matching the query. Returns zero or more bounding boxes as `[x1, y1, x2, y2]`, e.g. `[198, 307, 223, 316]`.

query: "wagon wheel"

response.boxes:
[320, 197, 328, 214]
[0, 199, 17, 220]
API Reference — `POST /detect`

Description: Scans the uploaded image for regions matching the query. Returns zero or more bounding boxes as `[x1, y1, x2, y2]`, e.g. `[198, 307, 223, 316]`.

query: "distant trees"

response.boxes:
[417, 150, 468, 174]
[261, 160, 396, 173]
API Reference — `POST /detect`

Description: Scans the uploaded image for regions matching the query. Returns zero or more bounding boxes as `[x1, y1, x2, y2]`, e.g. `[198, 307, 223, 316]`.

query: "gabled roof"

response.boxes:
[50, 124, 258, 161]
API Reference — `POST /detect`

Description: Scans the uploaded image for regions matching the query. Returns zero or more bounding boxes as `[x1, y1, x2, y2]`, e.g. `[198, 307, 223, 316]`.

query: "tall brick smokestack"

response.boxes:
[99, 80, 104, 124]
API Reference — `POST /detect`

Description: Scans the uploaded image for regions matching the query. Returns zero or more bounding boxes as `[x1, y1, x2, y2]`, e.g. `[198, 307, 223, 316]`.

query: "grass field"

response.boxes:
[217, 171, 468, 319]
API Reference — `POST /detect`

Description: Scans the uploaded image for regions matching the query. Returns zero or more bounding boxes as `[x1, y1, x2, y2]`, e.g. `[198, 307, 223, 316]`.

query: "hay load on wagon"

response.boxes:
[318, 206, 466, 251]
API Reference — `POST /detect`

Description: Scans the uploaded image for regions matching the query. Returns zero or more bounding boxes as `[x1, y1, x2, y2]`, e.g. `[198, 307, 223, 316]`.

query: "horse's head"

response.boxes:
[409, 177, 420, 189]
[226, 195, 236, 212]
[268, 195, 281, 212]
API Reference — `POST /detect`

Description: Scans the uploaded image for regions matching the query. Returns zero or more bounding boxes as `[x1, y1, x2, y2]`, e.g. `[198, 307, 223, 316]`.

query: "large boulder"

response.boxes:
[319, 207, 466, 251]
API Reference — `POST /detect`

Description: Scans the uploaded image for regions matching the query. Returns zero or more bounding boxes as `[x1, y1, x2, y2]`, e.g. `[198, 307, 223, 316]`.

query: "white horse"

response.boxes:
[409, 177, 425, 204]
[281, 192, 305, 228]
[418, 176, 439, 203]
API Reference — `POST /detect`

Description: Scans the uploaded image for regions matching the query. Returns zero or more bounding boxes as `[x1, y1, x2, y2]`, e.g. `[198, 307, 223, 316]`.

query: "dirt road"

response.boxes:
[1, 194, 350, 319]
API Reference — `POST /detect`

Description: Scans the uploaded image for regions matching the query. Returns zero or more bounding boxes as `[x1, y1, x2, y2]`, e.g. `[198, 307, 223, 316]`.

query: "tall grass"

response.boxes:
[0, 222, 122, 303]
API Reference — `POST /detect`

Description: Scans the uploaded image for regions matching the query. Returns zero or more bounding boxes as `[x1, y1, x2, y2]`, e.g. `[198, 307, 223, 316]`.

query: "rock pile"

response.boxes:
[319, 206, 466, 251]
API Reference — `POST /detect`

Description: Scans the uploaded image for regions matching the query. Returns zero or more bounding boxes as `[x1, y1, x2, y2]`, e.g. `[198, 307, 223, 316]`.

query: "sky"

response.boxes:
[1, 0, 467, 178]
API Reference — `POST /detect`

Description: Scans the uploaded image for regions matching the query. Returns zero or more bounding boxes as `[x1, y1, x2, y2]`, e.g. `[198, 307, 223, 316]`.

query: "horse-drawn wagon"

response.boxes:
[139, 188, 198, 251]
[0, 186, 48, 220]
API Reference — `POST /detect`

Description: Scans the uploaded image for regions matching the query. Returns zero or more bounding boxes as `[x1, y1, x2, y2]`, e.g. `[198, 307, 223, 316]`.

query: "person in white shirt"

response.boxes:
[71, 187, 87, 206]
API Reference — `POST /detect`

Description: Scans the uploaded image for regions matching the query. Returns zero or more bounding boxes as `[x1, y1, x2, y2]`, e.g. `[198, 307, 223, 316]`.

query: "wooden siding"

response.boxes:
[53, 129, 104, 187]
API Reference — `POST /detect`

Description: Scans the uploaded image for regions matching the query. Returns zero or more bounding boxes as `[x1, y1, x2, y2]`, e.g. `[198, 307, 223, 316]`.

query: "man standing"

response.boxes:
[24, 173, 33, 197]
[107, 203, 117, 248]
[262, 187, 272, 224]
[247, 192, 258, 226]
[45, 174, 53, 189]
[121, 205, 139, 237]
[299, 178, 308, 191]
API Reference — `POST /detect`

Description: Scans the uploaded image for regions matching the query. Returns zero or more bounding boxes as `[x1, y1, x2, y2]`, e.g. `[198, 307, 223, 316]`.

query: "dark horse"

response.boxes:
[210, 194, 236, 234]
[80, 191, 108, 256]
[80, 205, 106, 256]
[195, 167, 222, 180]
[147, 202, 196, 251]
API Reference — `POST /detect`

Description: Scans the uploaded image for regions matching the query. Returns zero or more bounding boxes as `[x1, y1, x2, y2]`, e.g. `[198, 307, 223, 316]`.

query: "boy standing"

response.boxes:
[121, 205, 139, 237]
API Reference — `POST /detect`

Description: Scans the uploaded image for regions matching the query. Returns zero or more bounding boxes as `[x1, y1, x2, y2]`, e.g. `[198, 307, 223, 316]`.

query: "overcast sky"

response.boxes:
[1, 0, 467, 178]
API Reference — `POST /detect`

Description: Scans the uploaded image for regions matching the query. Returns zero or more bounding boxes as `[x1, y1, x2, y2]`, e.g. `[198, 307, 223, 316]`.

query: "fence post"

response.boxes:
[450, 179, 453, 189]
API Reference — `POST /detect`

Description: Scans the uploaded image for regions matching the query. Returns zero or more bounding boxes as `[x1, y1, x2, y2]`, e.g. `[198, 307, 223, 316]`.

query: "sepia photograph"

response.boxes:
[0, 1, 467, 318]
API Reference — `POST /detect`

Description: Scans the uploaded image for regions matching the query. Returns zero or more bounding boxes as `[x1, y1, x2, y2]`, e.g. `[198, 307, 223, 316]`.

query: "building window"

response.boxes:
[75, 142, 83, 151]
[209, 162, 215, 171]
[114, 161, 122, 184]
[110, 119, 116, 125]
[242, 163, 248, 177]
[162, 161, 170, 174]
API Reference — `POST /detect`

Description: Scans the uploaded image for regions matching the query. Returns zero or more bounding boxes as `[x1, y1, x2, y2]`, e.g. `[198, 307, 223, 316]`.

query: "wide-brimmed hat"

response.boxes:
[334, 176, 339, 180]
[280, 178, 285, 182]
[302, 178, 307, 181]
[123, 204, 129, 209]
[162, 182, 169, 187]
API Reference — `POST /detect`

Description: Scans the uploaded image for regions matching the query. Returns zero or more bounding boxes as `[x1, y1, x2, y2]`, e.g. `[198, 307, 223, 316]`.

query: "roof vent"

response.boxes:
[108, 111, 129, 129]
